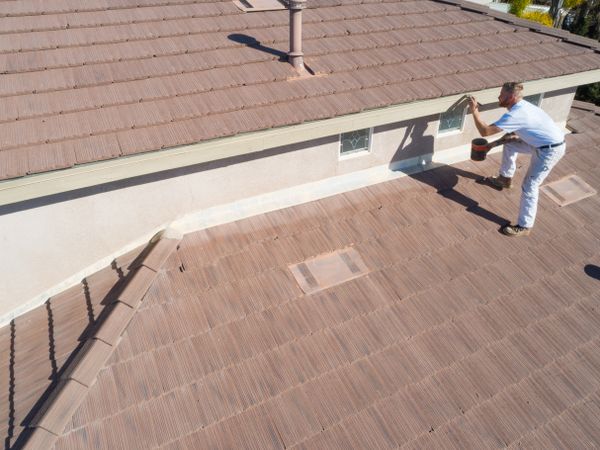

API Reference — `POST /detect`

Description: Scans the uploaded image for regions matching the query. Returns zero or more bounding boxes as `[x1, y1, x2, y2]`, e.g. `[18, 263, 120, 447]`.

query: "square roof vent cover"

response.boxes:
[234, 0, 287, 11]
[289, 247, 370, 294]
[541, 174, 596, 206]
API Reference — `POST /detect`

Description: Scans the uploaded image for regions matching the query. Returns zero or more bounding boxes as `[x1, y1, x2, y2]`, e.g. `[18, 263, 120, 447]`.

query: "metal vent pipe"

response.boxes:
[288, 0, 306, 74]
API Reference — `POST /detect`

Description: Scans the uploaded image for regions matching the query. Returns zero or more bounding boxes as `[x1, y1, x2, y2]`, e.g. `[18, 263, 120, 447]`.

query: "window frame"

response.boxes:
[524, 92, 544, 107]
[437, 106, 467, 136]
[339, 127, 373, 158]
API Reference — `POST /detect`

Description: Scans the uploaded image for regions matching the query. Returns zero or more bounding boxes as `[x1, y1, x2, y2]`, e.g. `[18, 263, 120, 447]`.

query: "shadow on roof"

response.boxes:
[390, 120, 509, 229]
[228, 33, 287, 61]
[410, 165, 509, 228]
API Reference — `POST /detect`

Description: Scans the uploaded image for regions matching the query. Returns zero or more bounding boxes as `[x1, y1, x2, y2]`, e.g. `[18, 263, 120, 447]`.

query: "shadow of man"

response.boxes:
[411, 165, 509, 227]
[390, 120, 509, 228]
[391, 121, 434, 164]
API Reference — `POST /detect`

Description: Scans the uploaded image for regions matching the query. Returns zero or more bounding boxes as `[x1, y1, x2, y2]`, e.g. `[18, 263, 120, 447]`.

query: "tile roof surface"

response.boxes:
[1, 0, 600, 181]
[3, 103, 600, 449]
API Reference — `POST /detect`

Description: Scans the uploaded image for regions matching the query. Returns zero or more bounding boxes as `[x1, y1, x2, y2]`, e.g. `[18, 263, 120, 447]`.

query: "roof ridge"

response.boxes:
[433, 0, 600, 53]
[19, 230, 182, 450]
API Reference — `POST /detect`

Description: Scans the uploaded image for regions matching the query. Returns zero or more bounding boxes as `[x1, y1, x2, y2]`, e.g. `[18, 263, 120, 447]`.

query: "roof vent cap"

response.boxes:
[288, 0, 307, 74]
[233, 0, 286, 12]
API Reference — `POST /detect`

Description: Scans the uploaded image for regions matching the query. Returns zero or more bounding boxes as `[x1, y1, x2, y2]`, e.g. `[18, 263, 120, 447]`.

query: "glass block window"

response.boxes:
[340, 128, 371, 155]
[524, 93, 543, 106]
[438, 107, 466, 133]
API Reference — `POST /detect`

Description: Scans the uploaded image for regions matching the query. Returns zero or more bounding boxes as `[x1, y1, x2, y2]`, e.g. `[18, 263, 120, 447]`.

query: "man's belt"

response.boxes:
[538, 141, 565, 150]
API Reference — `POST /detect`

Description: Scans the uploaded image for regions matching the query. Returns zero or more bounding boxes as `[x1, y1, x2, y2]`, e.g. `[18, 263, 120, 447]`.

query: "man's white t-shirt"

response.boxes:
[493, 100, 564, 148]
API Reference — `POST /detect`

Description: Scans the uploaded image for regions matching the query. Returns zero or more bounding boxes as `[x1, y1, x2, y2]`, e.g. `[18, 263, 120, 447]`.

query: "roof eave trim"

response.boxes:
[1, 70, 600, 207]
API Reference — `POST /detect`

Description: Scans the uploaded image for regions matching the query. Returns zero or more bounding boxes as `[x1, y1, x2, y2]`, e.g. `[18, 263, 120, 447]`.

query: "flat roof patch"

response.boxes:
[541, 174, 597, 206]
[289, 247, 370, 294]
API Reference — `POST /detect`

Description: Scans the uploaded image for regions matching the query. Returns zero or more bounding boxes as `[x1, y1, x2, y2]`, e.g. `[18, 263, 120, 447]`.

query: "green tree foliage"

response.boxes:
[511, 0, 553, 27]
[577, 83, 600, 105]
[565, 1, 600, 104]
[522, 10, 554, 25]
[510, 0, 531, 16]
[569, 0, 600, 38]
[564, 0, 585, 9]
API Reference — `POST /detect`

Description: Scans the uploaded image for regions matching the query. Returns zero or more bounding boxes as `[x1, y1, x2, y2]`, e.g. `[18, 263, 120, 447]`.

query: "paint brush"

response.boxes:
[466, 95, 482, 108]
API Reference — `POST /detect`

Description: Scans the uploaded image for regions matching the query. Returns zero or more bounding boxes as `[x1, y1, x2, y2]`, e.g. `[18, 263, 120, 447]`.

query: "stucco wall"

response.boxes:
[0, 87, 575, 322]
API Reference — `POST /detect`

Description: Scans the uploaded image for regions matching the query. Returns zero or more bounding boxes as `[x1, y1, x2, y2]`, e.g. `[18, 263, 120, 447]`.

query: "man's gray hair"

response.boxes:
[502, 82, 524, 98]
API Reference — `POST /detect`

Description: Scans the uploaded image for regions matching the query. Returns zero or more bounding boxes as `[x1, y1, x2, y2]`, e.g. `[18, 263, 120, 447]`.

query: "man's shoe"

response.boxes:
[477, 175, 513, 190]
[501, 224, 530, 237]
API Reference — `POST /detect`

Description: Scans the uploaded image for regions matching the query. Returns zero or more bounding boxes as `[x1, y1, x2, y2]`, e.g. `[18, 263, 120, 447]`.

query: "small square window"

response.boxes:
[524, 93, 543, 106]
[340, 128, 371, 155]
[438, 107, 466, 134]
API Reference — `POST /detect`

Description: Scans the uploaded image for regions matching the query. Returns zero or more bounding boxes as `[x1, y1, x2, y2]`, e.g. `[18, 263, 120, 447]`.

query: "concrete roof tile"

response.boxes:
[60, 338, 113, 388]
[25, 140, 76, 175]
[0, 14, 67, 34]
[0, 148, 30, 180]
[430, 73, 472, 96]
[93, 301, 136, 346]
[30, 379, 88, 435]
[114, 266, 156, 309]
[20, 428, 57, 450]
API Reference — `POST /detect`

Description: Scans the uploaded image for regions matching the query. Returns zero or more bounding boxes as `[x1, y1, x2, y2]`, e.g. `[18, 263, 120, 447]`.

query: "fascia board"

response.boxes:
[1, 69, 599, 207]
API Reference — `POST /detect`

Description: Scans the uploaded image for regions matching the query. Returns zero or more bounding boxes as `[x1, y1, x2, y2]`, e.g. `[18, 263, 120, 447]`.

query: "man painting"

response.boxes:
[469, 82, 566, 237]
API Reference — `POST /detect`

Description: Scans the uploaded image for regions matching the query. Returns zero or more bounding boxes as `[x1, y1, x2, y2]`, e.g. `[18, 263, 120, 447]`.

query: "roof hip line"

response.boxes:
[18, 230, 182, 450]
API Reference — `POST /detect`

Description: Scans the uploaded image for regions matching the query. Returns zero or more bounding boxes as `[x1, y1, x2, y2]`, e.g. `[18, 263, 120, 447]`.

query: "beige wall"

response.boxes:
[0, 87, 576, 323]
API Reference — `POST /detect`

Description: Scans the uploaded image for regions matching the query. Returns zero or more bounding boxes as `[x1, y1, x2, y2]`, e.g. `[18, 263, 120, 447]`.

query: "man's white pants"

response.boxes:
[499, 140, 566, 228]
